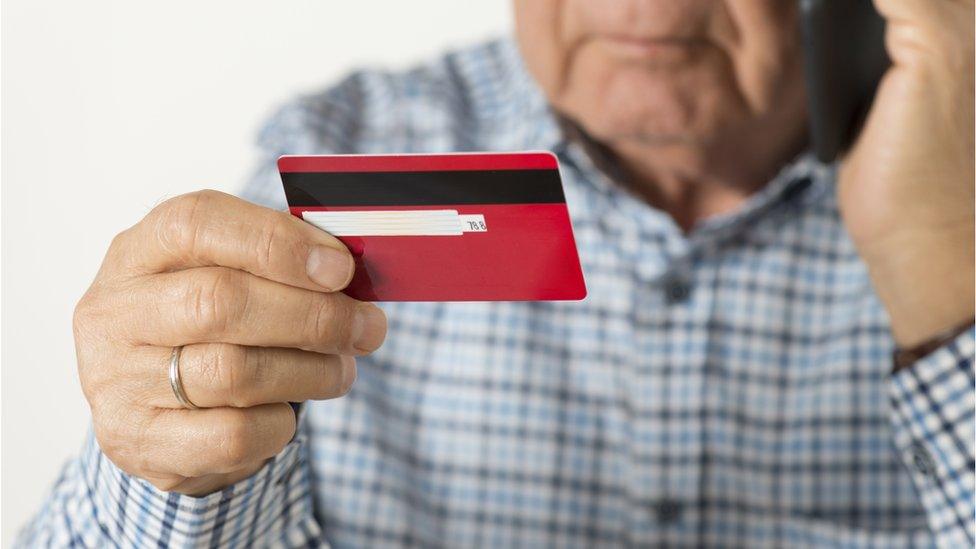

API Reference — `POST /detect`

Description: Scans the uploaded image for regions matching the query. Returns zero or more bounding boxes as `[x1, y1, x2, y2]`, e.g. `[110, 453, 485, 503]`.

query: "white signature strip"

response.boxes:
[302, 210, 486, 236]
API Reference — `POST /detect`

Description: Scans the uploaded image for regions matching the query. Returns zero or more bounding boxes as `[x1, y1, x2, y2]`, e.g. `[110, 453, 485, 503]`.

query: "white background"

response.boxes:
[1, 1, 512, 544]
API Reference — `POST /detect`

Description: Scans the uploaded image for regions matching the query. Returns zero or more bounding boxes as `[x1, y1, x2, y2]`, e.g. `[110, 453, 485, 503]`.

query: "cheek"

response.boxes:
[720, 1, 802, 112]
[513, 0, 568, 96]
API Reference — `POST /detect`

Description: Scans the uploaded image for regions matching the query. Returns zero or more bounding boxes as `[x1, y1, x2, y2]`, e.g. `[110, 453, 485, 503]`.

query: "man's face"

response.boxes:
[513, 0, 805, 150]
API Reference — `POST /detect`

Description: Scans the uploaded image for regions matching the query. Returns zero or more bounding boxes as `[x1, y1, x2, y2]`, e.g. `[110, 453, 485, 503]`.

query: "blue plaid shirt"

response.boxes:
[20, 38, 975, 548]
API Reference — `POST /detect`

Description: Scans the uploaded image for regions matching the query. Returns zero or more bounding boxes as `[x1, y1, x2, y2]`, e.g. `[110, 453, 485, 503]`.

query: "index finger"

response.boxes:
[112, 190, 354, 292]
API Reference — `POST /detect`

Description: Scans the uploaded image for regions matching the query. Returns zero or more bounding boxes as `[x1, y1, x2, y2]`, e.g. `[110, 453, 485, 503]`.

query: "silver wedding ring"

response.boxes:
[168, 345, 199, 410]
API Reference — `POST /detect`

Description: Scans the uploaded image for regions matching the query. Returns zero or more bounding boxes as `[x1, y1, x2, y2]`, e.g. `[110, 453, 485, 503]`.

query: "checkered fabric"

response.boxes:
[18, 38, 974, 548]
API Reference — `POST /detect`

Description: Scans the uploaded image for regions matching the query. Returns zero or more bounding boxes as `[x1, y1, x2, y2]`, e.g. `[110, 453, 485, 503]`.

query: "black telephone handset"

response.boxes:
[799, 0, 890, 162]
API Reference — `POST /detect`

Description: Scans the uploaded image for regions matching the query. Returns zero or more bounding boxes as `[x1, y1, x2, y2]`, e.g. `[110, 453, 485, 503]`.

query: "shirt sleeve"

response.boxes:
[889, 327, 975, 547]
[15, 416, 325, 548]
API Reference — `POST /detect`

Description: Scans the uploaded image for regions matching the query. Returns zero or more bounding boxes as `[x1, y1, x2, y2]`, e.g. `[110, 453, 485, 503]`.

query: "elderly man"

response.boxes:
[19, 0, 974, 547]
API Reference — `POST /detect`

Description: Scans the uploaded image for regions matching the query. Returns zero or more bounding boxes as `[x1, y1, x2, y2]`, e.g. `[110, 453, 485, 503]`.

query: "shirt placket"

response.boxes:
[620, 206, 712, 545]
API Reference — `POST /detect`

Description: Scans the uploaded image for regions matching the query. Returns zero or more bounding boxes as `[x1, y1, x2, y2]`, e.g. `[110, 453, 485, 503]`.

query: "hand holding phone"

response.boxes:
[801, 0, 975, 347]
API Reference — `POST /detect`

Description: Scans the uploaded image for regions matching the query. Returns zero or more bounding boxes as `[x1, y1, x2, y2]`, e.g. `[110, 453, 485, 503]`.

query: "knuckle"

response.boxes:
[306, 295, 347, 348]
[77, 371, 101, 405]
[254, 212, 302, 275]
[105, 227, 134, 262]
[72, 290, 98, 340]
[72, 292, 114, 347]
[184, 269, 248, 335]
[150, 194, 203, 253]
[77, 353, 113, 407]
[72, 283, 115, 339]
[93, 408, 145, 473]
[309, 356, 356, 400]
[75, 327, 129, 408]
[218, 411, 255, 470]
[150, 190, 224, 257]
[206, 344, 255, 407]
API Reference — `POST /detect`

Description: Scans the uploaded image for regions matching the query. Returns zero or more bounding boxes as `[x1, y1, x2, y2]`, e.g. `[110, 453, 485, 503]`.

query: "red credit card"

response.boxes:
[279, 152, 586, 302]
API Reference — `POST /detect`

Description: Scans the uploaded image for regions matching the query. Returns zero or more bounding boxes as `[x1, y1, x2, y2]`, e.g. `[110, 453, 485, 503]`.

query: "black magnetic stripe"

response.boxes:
[280, 169, 565, 206]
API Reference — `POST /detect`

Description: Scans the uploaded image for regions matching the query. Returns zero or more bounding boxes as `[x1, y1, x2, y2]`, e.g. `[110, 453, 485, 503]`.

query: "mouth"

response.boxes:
[596, 35, 707, 63]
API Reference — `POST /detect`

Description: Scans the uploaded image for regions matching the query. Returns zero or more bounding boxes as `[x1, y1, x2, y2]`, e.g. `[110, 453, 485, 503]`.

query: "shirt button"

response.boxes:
[663, 275, 692, 304]
[653, 498, 684, 524]
[910, 442, 936, 477]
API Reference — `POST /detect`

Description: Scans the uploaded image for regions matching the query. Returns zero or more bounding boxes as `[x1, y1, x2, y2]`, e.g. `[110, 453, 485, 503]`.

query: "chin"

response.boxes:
[559, 62, 743, 147]
[586, 108, 697, 146]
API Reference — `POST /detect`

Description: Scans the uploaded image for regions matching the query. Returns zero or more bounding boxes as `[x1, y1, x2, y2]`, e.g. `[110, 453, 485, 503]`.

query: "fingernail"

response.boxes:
[306, 245, 354, 290]
[351, 304, 387, 353]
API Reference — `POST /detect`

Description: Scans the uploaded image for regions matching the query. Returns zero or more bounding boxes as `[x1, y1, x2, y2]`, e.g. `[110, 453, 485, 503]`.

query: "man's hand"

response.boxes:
[73, 190, 387, 496]
[839, 0, 974, 348]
